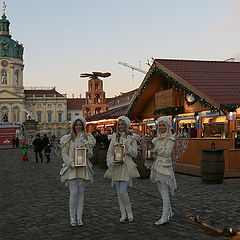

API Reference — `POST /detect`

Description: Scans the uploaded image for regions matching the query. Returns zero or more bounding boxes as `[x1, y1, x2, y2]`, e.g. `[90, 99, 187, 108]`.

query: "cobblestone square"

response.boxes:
[0, 148, 239, 240]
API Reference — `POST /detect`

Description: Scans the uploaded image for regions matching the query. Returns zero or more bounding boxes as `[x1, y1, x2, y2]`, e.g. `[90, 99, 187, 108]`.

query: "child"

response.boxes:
[22, 145, 29, 162]
[44, 144, 52, 163]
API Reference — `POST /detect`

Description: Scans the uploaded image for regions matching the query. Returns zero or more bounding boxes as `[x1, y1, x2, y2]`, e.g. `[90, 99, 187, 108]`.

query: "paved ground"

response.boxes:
[0, 148, 239, 240]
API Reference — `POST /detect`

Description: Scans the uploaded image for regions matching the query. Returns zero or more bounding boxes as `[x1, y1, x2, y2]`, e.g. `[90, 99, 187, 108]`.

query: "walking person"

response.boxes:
[12, 136, 16, 148]
[44, 144, 52, 163]
[60, 116, 96, 227]
[15, 137, 19, 148]
[43, 134, 50, 162]
[148, 116, 177, 225]
[21, 144, 29, 162]
[32, 134, 43, 163]
[104, 116, 140, 223]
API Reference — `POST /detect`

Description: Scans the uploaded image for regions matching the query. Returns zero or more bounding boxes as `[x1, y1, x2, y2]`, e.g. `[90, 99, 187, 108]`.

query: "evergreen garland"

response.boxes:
[126, 67, 239, 116]
[154, 106, 185, 115]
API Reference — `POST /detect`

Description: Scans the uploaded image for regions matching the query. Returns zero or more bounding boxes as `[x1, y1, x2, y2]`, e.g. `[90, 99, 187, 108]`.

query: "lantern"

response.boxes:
[143, 140, 154, 161]
[74, 146, 87, 167]
[113, 144, 125, 163]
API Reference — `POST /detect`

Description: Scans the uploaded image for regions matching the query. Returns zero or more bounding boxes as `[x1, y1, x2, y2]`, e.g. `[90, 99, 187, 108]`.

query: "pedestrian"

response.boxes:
[104, 116, 140, 223]
[43, 134, 50, 161]
[12, 136, 16, 148]
[148, 116, 177, 225]
[32, 134, 43, 163]
[44, 144, 52, 163]
[60, 116, 96, 227]
[15, 137, 19, 148]
[21, 144, 29, 162]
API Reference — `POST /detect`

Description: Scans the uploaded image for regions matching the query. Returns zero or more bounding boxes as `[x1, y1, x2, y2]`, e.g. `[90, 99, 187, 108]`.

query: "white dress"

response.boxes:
[150, 131, 177, 195]
[104, 132, 140, 186]
[60, 132, 96, 185]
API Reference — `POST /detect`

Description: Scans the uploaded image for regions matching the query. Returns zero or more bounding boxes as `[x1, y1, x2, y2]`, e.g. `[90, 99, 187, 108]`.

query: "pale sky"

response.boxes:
[5, 0, 240, 98]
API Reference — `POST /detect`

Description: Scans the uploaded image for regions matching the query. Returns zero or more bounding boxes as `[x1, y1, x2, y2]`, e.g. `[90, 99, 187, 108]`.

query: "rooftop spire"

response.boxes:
[3, 1, 6, 16]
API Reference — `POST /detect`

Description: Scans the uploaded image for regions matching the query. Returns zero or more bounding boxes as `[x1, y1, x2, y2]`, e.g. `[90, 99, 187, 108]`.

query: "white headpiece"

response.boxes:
[118, 116, 131, 128]
[157, 116, 171, 128]
[71, 116, 86, 128]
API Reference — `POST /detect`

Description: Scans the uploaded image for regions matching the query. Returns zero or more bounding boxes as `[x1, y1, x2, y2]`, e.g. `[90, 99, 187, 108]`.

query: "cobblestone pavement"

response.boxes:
[0, 148, 239, 240]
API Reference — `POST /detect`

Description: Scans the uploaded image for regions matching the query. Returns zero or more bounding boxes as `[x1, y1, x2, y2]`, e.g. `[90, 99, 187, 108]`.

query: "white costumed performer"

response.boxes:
[60, 116, 96, 227]
[104, 116, 140, 223]
[150, 116, 177, 225]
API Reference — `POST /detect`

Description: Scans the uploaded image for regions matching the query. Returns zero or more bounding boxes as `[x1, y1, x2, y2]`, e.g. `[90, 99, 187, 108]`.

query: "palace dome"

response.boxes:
[0, 14, 24, 60]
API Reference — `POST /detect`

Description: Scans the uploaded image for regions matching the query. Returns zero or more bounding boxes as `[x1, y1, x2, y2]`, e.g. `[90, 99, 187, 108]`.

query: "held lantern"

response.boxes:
[113, 144, 126, 163]
[143, 140, 154, 161]
[74, 146, 87, 167]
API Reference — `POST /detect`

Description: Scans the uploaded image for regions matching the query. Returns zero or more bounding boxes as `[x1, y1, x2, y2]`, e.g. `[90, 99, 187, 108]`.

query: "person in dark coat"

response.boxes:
[44, 144, 52, 163]
[15, 137, 19, 148]
[32, 134, 43, 163]
[12, 137, 16, 148]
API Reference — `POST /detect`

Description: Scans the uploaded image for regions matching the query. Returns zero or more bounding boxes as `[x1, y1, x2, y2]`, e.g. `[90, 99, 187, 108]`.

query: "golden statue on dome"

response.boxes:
[3, 1, 6, 16]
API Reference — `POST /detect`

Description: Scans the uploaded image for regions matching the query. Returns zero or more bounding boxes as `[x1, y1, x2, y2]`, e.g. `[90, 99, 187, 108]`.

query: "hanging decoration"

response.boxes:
[185, 93, 197, 106]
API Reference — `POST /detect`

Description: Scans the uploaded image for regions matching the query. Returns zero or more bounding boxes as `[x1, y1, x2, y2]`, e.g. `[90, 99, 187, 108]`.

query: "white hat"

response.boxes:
[118, 116, 131, 128]
[71, 116, 86, 128]
[157, 116, 171, 127]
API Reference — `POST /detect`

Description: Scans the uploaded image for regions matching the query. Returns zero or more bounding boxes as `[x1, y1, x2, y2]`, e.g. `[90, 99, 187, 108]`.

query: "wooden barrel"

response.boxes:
[201, 149, 225, 184]
[97, 147, 108, 169]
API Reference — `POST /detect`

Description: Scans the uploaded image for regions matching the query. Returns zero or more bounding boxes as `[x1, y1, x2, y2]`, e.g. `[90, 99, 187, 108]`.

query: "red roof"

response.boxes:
[86, 105, 128, 121]
[156, 59, 240, 105]
[24, 89, 64, 97]
[107, 89, 138, 108]
[67, 98, 85, 110]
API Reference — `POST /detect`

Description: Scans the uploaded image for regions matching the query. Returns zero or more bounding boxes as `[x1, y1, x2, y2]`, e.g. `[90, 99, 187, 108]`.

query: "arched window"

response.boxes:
[15, 70, 19, 85]
[12, 106, 20, 122]
[1, 70, 7, 84]
[47, 111, 52, 123]
[37, 111, 42, 122]
[58, 111, 63, 122]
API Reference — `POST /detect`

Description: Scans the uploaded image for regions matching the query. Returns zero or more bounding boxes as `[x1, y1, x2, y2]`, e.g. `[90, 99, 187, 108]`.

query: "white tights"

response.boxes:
[68, 179, 85, 220]
[157, 181, 172, 220]
[116, 181, 132, 219]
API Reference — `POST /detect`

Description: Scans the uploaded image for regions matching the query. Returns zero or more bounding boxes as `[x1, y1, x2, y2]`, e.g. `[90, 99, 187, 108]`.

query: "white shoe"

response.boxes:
[120, 215, 127, 223]
[70, 218, 77, 227]
[77, 218, 84, 226]
[154, 218, 169, 225]
[127, 212, 134, 222]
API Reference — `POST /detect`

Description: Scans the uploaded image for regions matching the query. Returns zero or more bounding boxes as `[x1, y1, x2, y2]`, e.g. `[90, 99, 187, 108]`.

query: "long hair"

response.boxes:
[116, 119, 132, 142]
[71, 119, 88, 141]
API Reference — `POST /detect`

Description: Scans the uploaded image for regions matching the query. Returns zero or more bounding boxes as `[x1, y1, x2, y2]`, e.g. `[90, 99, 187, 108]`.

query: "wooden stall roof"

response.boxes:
[86, 105, 128, 121]
[127, 59, 240, 119]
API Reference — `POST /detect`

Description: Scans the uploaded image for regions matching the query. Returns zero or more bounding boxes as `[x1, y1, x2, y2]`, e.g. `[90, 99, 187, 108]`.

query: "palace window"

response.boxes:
[58, 103, 62, 108]
[58, 111, 63, 122]
[47, 103, 52, 108]
[15, 71, 19, 85]
[37, 104, 42, 108]
[12, 106, 20, 122]
[67, 113, 71, 121]
[47, 111, 52, 123]
[37, 111, 42, 122]
[1, 70, 7, 84]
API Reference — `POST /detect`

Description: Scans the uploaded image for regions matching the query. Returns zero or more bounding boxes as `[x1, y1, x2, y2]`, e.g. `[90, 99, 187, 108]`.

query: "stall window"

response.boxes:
[203, 123, 227, 138]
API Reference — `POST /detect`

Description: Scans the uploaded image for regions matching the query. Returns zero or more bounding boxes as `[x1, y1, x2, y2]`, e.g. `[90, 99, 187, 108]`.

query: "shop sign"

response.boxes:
[176, 114, 195, 120]
[142, 119, 155, 124]
[199, 111, 224, 118]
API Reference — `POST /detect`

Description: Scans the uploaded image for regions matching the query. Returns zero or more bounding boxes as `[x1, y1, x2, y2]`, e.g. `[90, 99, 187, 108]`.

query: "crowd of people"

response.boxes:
[59, 115, 176, 227]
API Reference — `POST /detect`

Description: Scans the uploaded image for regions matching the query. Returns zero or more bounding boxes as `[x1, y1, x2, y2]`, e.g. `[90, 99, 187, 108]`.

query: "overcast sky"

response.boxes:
[5, 0, 240, 98]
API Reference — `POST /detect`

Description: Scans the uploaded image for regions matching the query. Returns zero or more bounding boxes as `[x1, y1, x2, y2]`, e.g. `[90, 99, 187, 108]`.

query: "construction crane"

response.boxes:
[118, 61, 147, 74]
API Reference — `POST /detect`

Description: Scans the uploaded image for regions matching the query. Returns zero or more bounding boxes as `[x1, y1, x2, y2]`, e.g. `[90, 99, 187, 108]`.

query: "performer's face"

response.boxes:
[74, 120, 83, 133]
[118, 120, 125, 133]
[158, 121, 167, 134]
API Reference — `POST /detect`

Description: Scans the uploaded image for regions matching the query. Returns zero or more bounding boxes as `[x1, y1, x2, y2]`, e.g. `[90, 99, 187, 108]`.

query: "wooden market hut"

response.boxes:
[126, 59, 240, 178]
